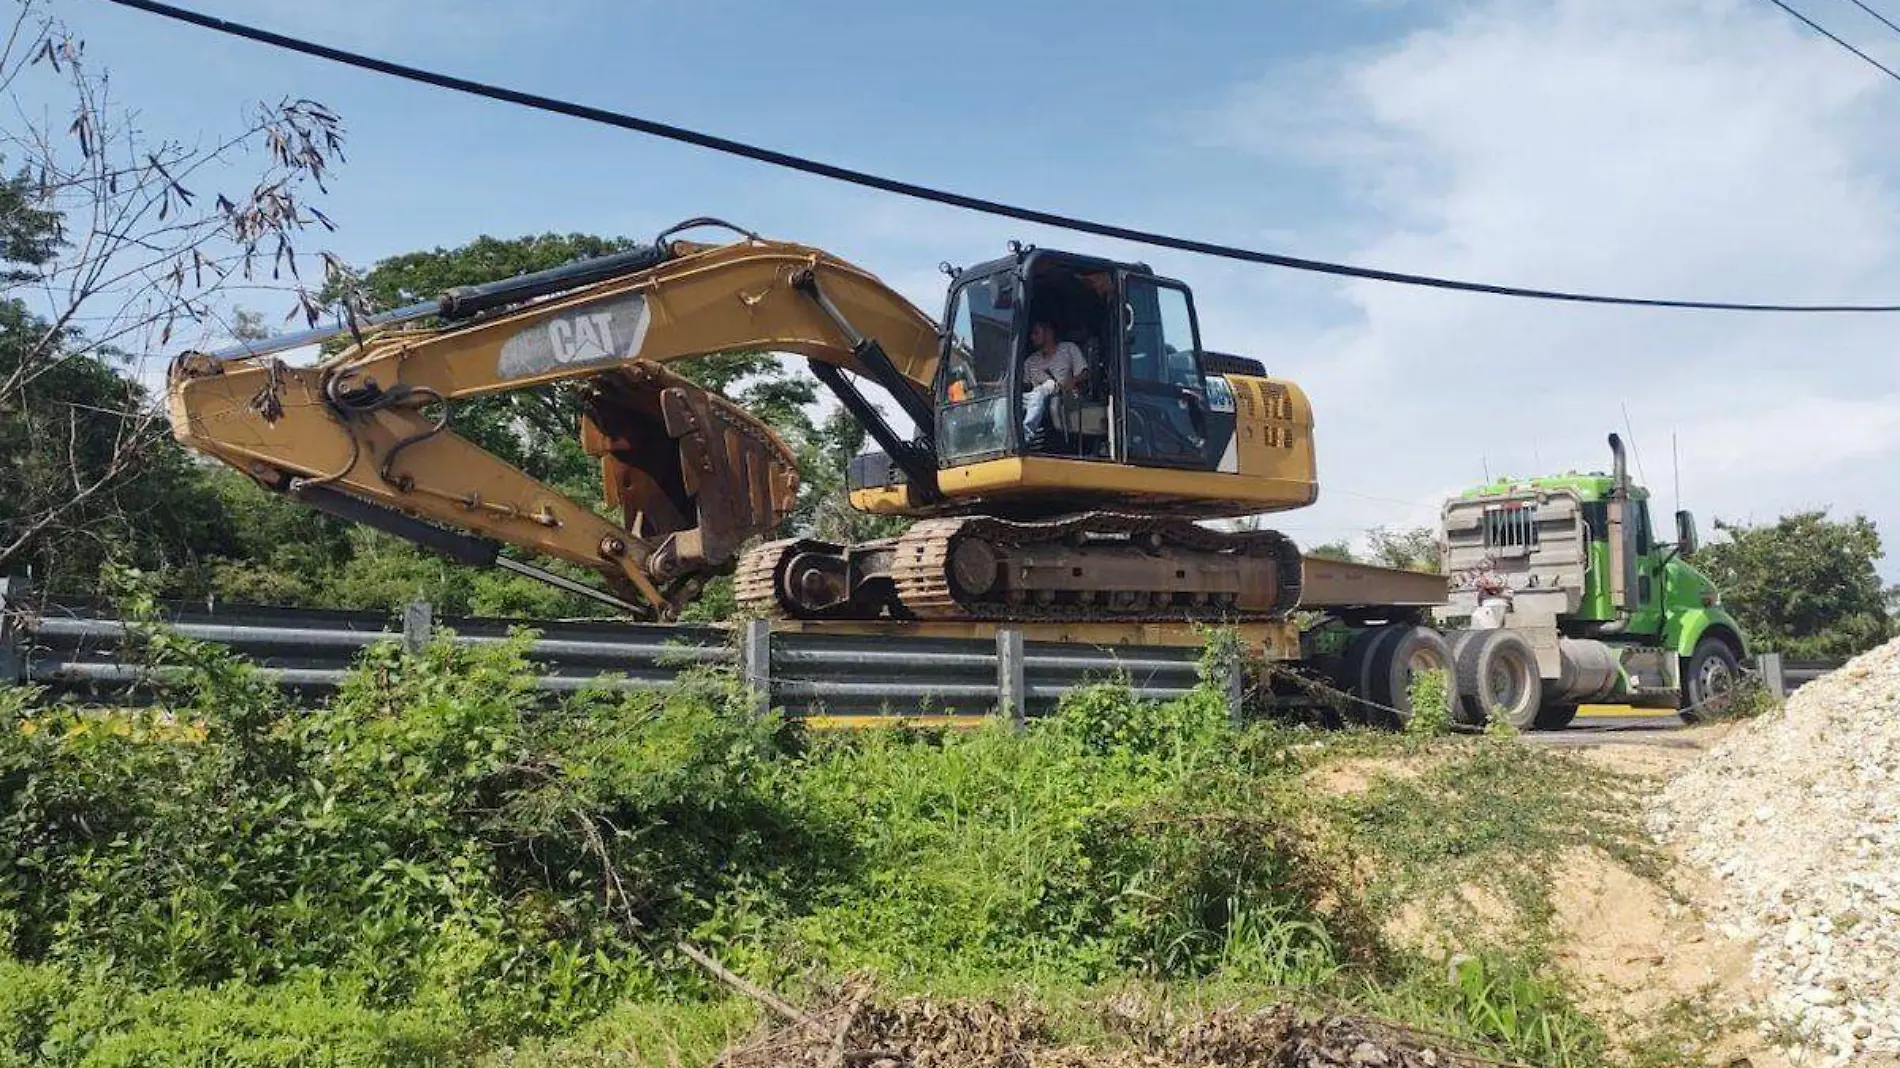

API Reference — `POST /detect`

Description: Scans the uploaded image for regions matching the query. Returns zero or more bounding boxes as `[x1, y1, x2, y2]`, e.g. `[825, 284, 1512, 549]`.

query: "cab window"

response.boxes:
[1122, 277, 1208, 467]
[1128, 283, 1202, 390]
[938, 276, 1013, 461]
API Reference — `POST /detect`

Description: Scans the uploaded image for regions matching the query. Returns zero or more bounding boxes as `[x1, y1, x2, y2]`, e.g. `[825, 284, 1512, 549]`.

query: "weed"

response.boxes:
[1403, 669, 1452, 736]
[1447, 953, 1604, 1063]
[1618, 988, 1747, 1068]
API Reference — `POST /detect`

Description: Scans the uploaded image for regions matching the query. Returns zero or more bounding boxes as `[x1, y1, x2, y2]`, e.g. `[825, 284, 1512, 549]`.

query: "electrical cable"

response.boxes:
[97, 0, 1900, 313]
[1760, 0, 1900, 81]
[1845, 0, 1900, 39]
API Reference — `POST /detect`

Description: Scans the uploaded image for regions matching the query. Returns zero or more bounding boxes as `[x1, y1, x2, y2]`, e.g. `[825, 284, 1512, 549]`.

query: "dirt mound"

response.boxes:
[1648, 636, 1900, 1063]
[716, 988, 1504, 1068]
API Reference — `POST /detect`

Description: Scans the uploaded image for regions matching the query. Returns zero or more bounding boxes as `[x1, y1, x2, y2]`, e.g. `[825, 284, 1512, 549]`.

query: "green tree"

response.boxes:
[1697, 510, 1894, 660]
[1365, 525, 1441, 573]
[0, 2, 341, 591]
[796, 406, 911, 543]
[1306, 540, 1358, 563]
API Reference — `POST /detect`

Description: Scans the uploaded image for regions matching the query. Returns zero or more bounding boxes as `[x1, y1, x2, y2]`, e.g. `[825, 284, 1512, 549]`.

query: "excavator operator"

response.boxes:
[1020, 317, 1088, 448]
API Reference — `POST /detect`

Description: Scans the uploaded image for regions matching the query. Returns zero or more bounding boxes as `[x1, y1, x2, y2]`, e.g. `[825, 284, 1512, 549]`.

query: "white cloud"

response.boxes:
[1203, 0, 1900, 574]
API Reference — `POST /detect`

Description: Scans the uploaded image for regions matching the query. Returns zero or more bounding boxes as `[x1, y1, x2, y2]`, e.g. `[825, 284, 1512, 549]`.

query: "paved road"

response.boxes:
[1528, 704, 1697, 747]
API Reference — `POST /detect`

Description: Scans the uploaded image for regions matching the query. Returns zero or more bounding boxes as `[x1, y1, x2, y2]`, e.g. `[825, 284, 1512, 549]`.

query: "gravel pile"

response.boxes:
[1648, 637, 1900, 1064]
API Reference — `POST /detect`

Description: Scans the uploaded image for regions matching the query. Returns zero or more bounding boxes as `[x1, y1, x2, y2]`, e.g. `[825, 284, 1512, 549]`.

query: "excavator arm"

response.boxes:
[166, 226, 944, 618]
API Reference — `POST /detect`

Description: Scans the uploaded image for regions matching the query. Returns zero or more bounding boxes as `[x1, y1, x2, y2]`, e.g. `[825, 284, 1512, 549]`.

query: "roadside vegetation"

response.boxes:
[0, 592, 1683, 1067]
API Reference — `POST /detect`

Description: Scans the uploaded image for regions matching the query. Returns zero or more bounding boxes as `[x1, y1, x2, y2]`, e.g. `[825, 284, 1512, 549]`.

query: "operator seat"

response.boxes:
[1052, 334, 1111, 456]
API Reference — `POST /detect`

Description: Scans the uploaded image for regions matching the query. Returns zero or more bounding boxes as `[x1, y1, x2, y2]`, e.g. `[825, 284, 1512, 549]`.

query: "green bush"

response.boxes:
[0, 602, 833, 1040]
[0, 958, 466, 1068]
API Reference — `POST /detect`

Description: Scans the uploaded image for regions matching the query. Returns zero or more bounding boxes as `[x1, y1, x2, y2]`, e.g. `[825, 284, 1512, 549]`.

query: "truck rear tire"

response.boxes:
[1680, 637, 1739, 722]
[1335, 626, 1393, 726]
[1535, 702, 1579, 730]
[1338, 624, 1407, 728]
[1445, 630, 1486, 726]
[1454, 630, 1543, 730]
[1367, 626, 1457, 729]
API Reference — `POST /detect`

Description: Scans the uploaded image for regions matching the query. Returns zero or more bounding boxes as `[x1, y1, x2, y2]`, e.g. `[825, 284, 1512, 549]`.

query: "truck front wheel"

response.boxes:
[1680, 637, 1739, 722]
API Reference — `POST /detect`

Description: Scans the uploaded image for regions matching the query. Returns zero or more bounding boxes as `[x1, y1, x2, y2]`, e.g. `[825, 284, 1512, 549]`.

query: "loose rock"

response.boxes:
[1648, 636, 1900, 1058]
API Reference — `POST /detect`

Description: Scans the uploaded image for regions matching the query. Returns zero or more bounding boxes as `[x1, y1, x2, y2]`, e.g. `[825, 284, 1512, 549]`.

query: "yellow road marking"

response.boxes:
[1575, 704, 1680, 719]
[802, 713, 992, 731]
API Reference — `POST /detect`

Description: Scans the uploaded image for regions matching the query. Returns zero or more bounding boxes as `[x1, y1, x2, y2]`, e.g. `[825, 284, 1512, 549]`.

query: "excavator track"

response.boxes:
[733, 536, 805, 618]
[890, 512, 1302, 623]
[734, 534, 906, 620]
[736, 513, 1302, 623]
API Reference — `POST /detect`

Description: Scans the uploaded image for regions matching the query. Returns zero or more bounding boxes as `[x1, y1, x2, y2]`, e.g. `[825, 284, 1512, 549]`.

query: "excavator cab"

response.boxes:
[937, 250, 1217, 471]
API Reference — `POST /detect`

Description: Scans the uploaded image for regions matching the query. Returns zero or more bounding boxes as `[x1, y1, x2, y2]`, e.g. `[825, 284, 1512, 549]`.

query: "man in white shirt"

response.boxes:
[1021, 319, 1088, 445]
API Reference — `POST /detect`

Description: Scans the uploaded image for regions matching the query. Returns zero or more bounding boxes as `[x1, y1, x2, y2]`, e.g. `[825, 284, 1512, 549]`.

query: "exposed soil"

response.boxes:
[1385, 883, 1518, 958]
[1554, 724, 1799, 1066]
[1303, 755, 1430, 796]
[1315, 724, 1803, 1065]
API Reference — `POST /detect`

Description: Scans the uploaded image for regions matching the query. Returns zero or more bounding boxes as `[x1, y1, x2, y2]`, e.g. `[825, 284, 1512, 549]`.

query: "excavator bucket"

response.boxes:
[581, 360, 799, 594]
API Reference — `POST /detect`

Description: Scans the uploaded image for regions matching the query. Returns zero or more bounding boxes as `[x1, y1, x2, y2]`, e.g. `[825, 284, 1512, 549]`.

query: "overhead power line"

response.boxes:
[1761, 0, 1900, 81]
[1846, 0, 1900, 40]
[100, 0, 1900, 313]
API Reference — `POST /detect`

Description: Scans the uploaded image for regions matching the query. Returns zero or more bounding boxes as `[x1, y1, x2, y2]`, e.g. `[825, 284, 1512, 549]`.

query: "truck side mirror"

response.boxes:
[1675, 509, 1699, 559]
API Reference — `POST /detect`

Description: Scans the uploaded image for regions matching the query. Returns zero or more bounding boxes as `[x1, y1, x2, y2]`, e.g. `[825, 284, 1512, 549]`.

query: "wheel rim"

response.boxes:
[1488, 647, 1537, 724]
[1488, 660, 1520, 710]
[1695, 656, 1734, 714]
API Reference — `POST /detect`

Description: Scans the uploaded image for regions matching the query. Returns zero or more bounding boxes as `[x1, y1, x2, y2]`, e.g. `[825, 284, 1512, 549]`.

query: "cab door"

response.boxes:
[1118, 274, 1214, 469]
[935, 272, 1017, 465]
[1629, 497, 1667, 636]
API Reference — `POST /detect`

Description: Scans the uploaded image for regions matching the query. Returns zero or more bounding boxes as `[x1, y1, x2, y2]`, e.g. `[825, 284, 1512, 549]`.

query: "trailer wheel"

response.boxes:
[1455, 630, 1543, 730]
[1679, 637, 1739, 722]
[1367, 626, 1458, 729]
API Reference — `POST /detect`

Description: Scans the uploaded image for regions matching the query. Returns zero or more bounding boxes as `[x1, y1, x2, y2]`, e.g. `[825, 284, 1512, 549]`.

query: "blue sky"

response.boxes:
[43, 0, 1900, 570]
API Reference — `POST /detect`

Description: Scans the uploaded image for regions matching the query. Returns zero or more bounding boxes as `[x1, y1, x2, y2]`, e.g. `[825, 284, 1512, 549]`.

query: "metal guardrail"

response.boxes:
[0, 577, 1845, 721]
[1781, 660, 1839, 694]
[0, 578, 1208, 721]
[1752, 652, 1843, 699]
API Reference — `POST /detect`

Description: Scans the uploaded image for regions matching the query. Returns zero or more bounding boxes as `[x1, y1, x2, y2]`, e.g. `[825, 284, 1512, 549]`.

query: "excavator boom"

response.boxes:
[168, 226, 941, 617]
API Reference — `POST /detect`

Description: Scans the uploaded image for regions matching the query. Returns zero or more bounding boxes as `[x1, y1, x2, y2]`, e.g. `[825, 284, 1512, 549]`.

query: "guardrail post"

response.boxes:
[1224, 657, 1246, 729]
[0, 577, 24, 686]
[402, 599, 433, 655]
[741, 619, 772, 715]
[996, 626, 1026, 731]
[1756, 652, 1786, 702]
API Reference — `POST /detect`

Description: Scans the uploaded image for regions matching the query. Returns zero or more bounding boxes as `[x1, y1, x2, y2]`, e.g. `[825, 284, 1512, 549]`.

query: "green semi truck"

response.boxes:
[1315, 434, 1748, 730]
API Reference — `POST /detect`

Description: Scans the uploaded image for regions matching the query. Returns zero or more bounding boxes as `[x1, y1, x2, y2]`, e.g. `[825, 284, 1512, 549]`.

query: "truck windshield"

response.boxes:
[938, 276, 1014, 461]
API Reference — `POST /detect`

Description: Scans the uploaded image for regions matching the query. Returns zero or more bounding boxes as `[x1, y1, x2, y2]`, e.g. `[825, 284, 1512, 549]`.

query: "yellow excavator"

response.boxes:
[165, 218, 1323, 624]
